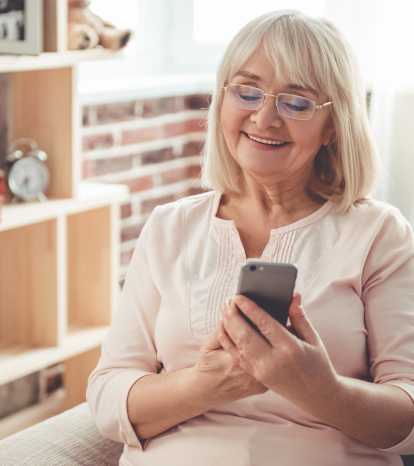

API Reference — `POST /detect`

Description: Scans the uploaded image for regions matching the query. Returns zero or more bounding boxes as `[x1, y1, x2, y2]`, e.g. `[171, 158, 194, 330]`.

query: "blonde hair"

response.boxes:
[201, 10, 380, 213]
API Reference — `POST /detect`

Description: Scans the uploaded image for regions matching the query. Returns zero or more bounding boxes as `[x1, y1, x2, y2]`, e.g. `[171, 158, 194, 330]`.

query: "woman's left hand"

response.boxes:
[219, 292, 339, 409]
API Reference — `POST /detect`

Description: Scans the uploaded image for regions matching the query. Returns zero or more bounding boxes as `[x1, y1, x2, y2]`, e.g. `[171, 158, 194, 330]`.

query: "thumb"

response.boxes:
[289, 292, 319, 345]
[202, 323, 223, 351]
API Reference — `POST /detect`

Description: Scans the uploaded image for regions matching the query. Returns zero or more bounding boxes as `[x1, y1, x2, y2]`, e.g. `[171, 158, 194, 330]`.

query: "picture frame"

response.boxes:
[0, 1, 43, 56]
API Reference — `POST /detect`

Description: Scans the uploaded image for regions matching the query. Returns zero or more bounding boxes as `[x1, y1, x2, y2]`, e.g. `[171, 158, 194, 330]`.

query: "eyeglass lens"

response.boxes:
[227, 84, 315, 120]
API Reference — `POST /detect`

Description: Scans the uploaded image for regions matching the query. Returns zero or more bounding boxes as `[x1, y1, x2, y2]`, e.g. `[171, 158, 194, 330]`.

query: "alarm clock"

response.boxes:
[5, 138, 50, 203]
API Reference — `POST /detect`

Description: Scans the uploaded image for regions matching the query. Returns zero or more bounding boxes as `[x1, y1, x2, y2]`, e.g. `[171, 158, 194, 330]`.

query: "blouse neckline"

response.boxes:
[210, 191, 335, 235]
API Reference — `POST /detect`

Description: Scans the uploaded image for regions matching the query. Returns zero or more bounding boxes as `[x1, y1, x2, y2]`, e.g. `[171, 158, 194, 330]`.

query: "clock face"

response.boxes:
[8, 157, 49, 201]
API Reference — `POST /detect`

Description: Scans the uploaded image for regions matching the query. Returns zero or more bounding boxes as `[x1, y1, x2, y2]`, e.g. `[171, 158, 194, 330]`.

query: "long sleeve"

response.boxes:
[86, 217, 162, 449]
[361, 208, 414, 454]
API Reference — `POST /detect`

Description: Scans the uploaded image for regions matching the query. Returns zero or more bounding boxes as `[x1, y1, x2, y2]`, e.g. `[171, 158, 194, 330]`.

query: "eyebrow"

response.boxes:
[286, 83, 319, 99]
[234, 70, 320, 99]
[234, 70, 262, 81]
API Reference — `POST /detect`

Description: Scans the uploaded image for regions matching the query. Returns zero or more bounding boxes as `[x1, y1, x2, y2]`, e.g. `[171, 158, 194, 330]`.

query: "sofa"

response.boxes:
[0, 403, 122, 466]
[0, 402, 412, 466]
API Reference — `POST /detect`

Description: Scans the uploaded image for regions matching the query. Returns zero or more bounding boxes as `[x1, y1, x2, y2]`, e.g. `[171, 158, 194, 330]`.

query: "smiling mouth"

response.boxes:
[243, 132, 290, 147]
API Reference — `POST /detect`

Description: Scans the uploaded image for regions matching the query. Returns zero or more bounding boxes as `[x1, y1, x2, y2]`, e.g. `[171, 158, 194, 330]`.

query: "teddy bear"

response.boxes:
[68, 0, 132, 51]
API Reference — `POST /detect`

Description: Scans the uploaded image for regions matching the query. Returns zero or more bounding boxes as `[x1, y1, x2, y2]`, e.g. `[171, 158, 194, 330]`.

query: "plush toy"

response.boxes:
[68, 0, 132, 51]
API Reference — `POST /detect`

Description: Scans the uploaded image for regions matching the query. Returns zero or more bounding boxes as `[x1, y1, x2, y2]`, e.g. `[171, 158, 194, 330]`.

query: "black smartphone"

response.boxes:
[236, 260, 298, 330]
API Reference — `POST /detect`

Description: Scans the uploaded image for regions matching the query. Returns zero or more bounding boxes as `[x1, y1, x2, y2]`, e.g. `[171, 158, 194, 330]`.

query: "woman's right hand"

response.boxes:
[192, 319, 268, 406]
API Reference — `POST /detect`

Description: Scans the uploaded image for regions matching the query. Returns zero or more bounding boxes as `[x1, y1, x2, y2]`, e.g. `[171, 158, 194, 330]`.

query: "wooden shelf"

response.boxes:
[0, 326, 109, 386]
[0, 48, 124, 73]
[0, 182, 129, 231]
[0, 0, 130, 427]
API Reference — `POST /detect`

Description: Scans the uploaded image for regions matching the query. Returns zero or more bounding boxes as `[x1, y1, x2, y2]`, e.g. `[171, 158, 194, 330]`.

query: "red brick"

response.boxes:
[94, 155, 133, 176]
[187, 118, 205, 133]
[160, 165, 202, 185]
[182, 140, 204, 157]
[121, 222, 146, 242]
[121, 203, 132, 219]
[141, 195, 175, 214]
[161, 167, 189, 185]
[82, 160, 94, 179]
[164, 118, 204, 138]
[82, 133, 114, 152]
[184, 94, 210, 110]
[141, 147, 173, 165]
[142, 97, 183, 118]
[164, 121, 187, 138]
[96, 101, 140, 124]
[120, 175, 153, 193]
[82, 107, 90, 126]
[121, 249, 135, 266]
[185, 187, 209, 197]
[188, 165, 202, 179]
[122, 126, 159, 145]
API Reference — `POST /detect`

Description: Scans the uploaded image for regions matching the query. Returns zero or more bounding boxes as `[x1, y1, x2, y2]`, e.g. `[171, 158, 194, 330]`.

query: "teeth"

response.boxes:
[247, 134, 286, 145]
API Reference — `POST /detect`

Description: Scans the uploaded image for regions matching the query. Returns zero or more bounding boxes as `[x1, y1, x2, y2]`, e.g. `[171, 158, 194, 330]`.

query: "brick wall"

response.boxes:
[81, 94, 209, 276]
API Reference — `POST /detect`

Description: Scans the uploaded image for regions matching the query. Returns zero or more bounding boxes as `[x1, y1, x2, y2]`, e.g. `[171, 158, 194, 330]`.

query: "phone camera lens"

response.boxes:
[249, 265, 256, 271]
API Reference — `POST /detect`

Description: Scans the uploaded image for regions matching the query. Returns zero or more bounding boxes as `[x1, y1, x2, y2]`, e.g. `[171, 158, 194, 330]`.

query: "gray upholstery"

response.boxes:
[0, 402, 122, 466]
[0, 401, 412, 465]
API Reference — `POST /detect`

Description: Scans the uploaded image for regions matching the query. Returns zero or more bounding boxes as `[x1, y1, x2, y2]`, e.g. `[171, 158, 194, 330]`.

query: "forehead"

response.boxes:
[231, 50, 321, 99]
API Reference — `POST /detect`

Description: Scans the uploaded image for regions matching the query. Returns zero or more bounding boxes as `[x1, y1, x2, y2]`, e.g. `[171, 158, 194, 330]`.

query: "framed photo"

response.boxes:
[0, 0, 43, 55]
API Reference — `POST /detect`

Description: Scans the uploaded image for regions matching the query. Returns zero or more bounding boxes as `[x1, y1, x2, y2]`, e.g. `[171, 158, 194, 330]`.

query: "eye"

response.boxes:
[284, 102, 309, 112]
[238, 92, 261, 102]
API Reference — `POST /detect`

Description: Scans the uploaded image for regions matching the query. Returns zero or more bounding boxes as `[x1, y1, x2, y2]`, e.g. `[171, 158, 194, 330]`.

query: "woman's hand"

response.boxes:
[218, 293, 339, 410]
[193, 320, 268, 407]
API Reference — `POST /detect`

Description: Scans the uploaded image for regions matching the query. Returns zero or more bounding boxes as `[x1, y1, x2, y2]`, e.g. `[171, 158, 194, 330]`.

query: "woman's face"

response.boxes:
[220, 50, 332, 190]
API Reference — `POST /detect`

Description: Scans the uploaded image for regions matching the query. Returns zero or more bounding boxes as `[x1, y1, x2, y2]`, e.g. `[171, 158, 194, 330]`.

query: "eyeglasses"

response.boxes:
[222, 84, 332, 120]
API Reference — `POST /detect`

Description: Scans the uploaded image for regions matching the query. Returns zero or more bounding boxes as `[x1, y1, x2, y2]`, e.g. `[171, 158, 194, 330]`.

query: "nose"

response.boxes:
[250, 95, 283, 129]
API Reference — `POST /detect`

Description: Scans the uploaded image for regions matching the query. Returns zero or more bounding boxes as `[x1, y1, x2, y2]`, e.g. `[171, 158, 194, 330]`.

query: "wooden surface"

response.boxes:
[43, 0, 68, 53]
[0, 49, 123, 73]
[0, 220, 58, 348]
[0, 17, 128, 427]
[0, 182, 129, 232]
[12, 67, 76, 199]
[64, 346, 102, 410]
[0, 326, 109, 386]
[68, 206, 112, 328]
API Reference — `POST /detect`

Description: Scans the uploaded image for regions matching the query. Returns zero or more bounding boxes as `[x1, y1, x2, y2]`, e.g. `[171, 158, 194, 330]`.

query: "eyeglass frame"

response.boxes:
[222, 84, 332, 120]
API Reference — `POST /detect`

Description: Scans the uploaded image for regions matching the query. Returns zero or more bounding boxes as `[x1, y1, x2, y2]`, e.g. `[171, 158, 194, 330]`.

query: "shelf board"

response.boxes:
[0, 182, 129, 231]
[0, 48, 124, 73]
[0, 326, 109, 386]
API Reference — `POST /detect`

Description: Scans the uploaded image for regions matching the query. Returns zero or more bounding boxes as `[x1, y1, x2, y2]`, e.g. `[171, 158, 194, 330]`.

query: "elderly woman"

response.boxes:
[87, 10, 414, 466]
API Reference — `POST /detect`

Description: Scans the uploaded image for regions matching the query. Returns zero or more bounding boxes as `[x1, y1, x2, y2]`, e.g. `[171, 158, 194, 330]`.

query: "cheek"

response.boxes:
[294, 123, 329, 152]
[220, 104, 244, 149]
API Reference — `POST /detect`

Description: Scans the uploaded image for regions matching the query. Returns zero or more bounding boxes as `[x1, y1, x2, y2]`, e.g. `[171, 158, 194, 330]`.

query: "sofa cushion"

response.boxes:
[0, 402, 123, 466]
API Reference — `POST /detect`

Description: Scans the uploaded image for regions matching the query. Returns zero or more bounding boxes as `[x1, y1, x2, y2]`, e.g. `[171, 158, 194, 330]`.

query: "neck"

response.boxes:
[235, 169, 325, 216]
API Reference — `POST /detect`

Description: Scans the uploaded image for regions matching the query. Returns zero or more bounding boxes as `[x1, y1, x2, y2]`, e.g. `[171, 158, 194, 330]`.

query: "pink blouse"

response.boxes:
[87, 191, 414, 466]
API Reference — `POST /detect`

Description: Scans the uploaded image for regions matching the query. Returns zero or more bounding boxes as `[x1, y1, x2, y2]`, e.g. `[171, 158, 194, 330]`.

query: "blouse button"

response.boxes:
[261, 256, 270, 262]
[231, 229, 238, 237]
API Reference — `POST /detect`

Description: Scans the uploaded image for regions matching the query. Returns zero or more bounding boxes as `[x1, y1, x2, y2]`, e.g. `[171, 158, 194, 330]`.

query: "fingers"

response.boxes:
[222, 298, 272, 362]
[202, 322, 224, 351]
[288, 292, 319, 345]
[232, 295, 292, 347]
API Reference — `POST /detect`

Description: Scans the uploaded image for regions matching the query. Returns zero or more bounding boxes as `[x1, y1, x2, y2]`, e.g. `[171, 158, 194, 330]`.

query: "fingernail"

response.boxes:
[234, 295, 245, 308]
[225, 298, 232, 308]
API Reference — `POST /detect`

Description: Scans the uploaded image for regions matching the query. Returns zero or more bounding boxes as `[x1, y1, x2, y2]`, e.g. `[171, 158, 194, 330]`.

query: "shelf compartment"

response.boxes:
[0, 219, 59, 348]
[0, 326, 109, 386]
[0, 182, 129, 232]
[67, 206, 112, 329]
[11, 66, 77, 200]
[63, 346, 102, 410]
